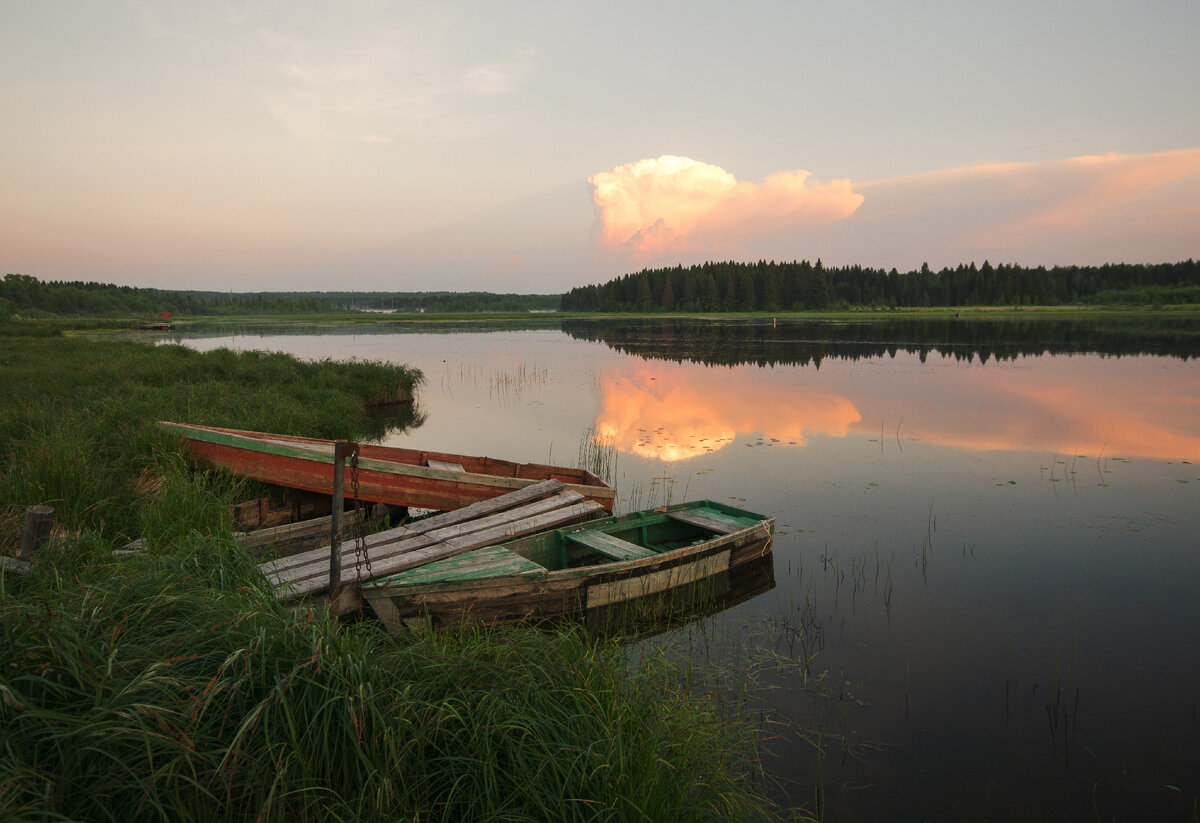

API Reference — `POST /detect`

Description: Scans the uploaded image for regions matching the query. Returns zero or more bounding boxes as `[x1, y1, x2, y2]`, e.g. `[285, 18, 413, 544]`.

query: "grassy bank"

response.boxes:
[0, 336, 422, 546]
[0, 333, 787, 822]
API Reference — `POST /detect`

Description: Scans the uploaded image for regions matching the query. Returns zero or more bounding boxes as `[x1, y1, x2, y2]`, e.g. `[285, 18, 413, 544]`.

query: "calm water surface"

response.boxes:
[171, 317, 1200, 822]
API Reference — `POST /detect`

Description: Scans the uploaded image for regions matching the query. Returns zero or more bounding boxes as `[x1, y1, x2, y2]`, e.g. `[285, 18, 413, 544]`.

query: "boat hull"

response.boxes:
[362, 502, 774, 629]
[162, 422, 615, 512]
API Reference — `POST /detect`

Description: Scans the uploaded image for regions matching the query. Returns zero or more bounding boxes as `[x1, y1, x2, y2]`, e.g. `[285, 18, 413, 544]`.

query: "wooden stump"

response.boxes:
[18, 505, 54, 562]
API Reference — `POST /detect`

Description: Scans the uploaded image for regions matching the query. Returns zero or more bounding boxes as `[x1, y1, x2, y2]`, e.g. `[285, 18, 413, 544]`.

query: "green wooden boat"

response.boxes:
[361, 500, 774, 630]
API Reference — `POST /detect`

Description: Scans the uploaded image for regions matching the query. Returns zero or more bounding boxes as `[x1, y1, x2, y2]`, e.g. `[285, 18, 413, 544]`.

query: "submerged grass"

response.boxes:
[0, 330, 787, 822]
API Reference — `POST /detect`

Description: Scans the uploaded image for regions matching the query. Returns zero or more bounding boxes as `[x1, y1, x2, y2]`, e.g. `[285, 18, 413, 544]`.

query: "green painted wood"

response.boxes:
[666, 507, 753, 535]
[381, 546, 546, 585]
[566, 529, 657, 561]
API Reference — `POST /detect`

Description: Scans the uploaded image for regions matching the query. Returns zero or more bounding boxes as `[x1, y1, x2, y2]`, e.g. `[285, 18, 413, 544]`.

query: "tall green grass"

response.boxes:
[1, 539, 780, 821]
[0, 337, 422, 547]
[0, 332, 788, 822]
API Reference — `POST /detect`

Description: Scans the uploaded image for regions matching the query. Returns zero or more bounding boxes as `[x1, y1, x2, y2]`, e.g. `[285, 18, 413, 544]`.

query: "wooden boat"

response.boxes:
[161, 422, 615, 513]
[262, 479, 608, 603]
[361, 500, 774, 630]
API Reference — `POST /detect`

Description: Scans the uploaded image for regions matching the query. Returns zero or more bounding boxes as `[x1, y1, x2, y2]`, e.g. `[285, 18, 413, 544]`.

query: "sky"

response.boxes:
[2, 1, 1198, 294]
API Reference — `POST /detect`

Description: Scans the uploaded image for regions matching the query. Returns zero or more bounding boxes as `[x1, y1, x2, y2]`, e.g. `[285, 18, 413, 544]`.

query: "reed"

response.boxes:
[576, 426, 617, 486]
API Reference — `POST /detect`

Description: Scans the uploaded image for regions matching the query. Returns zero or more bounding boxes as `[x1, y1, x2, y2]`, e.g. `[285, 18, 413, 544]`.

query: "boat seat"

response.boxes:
[566, 529, 656, 561]
[666, 508, 747, 535]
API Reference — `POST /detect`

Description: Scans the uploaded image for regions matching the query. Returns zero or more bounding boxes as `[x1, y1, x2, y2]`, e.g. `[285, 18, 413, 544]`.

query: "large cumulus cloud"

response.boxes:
[589, 156, 864, 264]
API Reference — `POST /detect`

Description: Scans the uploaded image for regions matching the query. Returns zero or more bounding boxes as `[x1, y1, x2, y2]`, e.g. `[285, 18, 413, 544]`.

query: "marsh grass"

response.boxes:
[0, 331, 785, 822]
[577, 426, 617, 486]
[0, 337, 422, 547]
[1, 541, 784, 822]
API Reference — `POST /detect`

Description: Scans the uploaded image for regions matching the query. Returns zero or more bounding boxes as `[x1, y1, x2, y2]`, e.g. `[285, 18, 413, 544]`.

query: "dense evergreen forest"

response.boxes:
[6, 259, 1200, 320]
[0, 274, 558, 317]
[559, 259, 1200, 312]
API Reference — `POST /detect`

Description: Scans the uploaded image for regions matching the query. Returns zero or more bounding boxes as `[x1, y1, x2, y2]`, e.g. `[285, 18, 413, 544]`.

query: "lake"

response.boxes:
[168, 315, 1200, 822]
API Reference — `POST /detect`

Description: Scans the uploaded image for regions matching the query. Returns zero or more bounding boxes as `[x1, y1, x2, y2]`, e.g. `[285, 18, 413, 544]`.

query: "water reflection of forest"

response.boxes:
[561, 316, 1200, 366]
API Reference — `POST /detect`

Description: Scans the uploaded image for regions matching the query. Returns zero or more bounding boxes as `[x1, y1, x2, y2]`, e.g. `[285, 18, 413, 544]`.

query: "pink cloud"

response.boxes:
[589, 156, 864, 265]
[1023, 149, 1200, 228]
[804, 147, 1200, 270]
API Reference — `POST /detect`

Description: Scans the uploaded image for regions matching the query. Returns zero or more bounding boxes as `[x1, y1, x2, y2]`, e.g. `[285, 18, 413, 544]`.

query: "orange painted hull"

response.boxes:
[161, 422, 615, 513]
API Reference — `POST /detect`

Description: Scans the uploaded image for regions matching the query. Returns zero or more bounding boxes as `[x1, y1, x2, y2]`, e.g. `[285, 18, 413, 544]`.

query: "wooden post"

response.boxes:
[19, 505, 54, 562]
[328, 441, 350, 606]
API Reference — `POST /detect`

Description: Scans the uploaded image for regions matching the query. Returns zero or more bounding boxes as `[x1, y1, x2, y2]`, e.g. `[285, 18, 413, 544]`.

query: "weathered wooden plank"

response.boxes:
[566, 529, 657, 561]
[264, 488, 579, 588]
[427, 459, 466, 473]
[260, 479, 565, 577]
[587, 550, 730, 607]
[1, 555, 33, 575]
[112, 538, 145, 557]
[364, 590, 407, 633]
[239, 504, 381, 551]
[19, 505, 54, 562]
[385, 546, 545, 585]
[266, 532, 437, 588]
[420, 490, 584, 543]
[279, 499, 601, 598]
[277, 499, 603, 599]
[114, 506, 382, 557]
[267, 492, 593, 592]
[666, 508, 747, 535]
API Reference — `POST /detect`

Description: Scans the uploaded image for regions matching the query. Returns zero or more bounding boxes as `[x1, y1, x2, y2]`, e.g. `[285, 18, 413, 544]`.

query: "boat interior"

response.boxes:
[511, 504, 764, 572]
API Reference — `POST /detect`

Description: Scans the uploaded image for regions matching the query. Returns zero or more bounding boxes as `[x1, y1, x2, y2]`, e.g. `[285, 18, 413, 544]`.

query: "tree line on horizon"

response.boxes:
[0, 274, 558, 318]
[559, 259, 1200, 312]
[5, 260, 1200, 320]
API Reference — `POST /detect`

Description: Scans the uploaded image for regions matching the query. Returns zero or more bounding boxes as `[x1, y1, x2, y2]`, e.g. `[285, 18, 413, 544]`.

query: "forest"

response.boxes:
[0, 274, 558, 317]
[559, 259, 1200, 312]
[6, 259, 1200, 320]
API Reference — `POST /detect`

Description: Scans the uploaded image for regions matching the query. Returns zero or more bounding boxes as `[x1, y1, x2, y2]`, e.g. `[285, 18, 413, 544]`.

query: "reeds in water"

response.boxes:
[576, 426, 618, 486]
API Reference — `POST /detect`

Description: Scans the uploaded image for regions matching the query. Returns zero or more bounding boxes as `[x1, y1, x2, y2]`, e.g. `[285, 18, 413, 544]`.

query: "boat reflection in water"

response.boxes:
[586, 552, 776, 639]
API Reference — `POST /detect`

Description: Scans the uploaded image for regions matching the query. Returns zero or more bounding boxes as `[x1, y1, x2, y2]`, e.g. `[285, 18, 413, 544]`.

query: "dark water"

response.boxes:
[171, 316, 1200, 821]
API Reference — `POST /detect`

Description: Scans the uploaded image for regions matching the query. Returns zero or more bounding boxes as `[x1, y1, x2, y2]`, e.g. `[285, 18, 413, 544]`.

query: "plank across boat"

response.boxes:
[261, 478, 607, 602]
[161, 421, 615, 513]
[360, 499, 775, 630]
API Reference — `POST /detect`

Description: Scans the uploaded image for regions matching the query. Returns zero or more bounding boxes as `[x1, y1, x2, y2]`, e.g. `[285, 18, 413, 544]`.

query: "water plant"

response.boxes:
[576, 426, 617, 486]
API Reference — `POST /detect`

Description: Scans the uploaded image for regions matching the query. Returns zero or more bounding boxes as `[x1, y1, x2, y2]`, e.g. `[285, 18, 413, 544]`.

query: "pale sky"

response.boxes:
[3, 1, 1198, 293]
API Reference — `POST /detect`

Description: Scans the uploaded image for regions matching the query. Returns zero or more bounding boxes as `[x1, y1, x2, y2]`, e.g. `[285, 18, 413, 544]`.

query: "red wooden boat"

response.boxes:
[161, 422, 615, 513]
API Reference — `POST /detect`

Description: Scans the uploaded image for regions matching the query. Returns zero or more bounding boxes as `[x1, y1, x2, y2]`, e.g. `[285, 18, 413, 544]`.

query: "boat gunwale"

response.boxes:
[160, 421, 615, 500]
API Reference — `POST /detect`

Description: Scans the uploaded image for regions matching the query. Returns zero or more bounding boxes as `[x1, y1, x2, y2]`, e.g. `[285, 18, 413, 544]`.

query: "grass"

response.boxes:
[2, 545, 779, 821]
[0, 336, 423, 547]
[0, 329, 789, 822]
[577, 427, 618, 487]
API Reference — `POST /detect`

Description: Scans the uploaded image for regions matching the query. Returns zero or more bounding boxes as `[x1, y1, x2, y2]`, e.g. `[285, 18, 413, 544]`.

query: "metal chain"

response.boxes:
[350, 446, 372, 581]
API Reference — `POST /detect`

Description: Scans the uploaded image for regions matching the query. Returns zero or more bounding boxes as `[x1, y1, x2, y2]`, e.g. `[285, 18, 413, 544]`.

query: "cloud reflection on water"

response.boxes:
[594, 356, 1200, 463]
